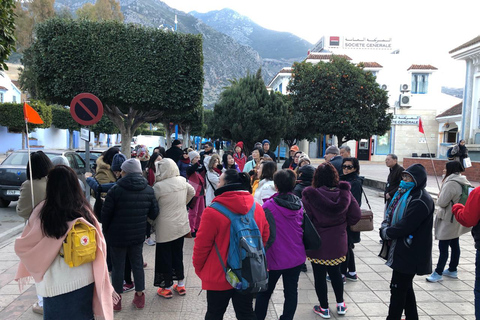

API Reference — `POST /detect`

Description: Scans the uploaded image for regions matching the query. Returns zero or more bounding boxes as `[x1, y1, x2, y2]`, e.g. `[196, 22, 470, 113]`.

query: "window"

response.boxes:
[375, 131, 391, 155]
[278, 83, 283, 93]
[411, 73, 429, 94]
[12, 95, 16, 103]
[0, 92, 3, 103]
[444, 128, 458, 143]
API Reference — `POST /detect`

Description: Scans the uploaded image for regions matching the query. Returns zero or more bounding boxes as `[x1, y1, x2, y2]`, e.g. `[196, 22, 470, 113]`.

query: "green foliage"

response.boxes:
[91, 116, 118, 135]
[203, 109, 217, 139]
[76, 0, 123, 22]
[0, 0, 17, 70]
[213, 70, 288, 152]
[288, 57, 392, 143]
[0, 100, 52, 132]
[281, 94, 318, 147]
[51, 105, 80, 131]
[135, 128, 166, 136]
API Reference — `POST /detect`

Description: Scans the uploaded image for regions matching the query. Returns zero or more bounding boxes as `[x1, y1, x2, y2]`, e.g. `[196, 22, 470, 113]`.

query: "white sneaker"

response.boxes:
[145, 238, 155, 246]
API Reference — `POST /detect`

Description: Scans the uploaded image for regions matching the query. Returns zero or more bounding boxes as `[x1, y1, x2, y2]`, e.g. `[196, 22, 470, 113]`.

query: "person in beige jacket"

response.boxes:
[153, 158, 195, 298]
[427, 161, 472, 282]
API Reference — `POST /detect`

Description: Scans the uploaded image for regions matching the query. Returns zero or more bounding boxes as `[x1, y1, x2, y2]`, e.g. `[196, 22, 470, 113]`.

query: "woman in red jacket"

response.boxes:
[193, 169, 270, 320]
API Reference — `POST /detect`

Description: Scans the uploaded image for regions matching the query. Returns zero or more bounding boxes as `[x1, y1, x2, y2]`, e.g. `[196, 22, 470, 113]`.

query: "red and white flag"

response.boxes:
[418, 117, 424, 134]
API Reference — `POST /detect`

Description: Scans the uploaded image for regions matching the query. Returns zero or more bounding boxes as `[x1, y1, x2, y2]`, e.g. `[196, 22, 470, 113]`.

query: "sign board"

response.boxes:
[70, 93, 103, 126]
[80, 128, 90, 142]
[343, 37, 393, 50]
[392, 115, 420, 125]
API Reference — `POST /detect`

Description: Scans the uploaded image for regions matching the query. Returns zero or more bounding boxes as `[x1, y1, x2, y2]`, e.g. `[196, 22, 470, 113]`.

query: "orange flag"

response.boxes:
[23, 102, 43, 124]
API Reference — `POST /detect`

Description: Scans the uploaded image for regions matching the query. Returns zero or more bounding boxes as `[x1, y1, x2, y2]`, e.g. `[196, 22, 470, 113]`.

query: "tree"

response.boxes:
[76, 0, 123, 22]
[166, 104, 204, 148]
[51, 105, 80, 149]
[0, 101, 52, 148]
[281, 94, 318, 148]
[213, 69, 288, 152]
[91, 116, 119, 146]
[21, 19, 204, 157]
[288, 56, 392, 144]
[0, 0, 16, 70]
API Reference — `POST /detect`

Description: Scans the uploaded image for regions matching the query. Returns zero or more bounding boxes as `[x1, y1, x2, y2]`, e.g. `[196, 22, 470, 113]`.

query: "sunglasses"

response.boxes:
[342, 165, 354, 170]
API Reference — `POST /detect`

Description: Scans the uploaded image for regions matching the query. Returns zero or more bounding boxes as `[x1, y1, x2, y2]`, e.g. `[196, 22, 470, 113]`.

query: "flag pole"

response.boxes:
[25, 120, 35, 210]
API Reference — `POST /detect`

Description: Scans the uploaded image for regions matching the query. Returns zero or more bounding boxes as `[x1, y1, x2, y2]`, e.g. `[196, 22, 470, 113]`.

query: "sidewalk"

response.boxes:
[0, 187, 476, 319]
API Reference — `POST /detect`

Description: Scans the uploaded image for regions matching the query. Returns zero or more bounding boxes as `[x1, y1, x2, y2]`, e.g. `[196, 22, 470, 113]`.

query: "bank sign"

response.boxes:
[320, 36, 393, 51]
[392, 115, 420, 125]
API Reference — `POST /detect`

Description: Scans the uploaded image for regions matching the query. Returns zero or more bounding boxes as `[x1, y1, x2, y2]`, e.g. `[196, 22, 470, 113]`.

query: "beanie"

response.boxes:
[188, 151, 200, 162]
[262, 139, 270, 145]
[111, 153, 127, 172]
[235, 141, 244, 150]
[325, 145, 340, 155]
[51, 156, 70, 167]
[298, 165, 316, 182]
[120, 158, 142, 174]
[290, 145, 299, 152]
[172, 139, 182, 146]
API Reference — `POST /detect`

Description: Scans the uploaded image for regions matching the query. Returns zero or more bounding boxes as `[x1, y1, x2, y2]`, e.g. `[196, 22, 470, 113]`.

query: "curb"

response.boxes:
[0, 224, 23, 247]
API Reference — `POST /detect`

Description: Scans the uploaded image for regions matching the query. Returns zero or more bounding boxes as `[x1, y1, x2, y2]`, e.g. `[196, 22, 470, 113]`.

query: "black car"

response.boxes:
[0, 150, 87, 207]
[75, 150, 103, 173]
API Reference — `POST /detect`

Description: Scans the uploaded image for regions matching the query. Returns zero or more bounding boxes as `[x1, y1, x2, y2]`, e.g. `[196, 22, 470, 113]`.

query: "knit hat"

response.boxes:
[120, 158, 142, 174]
[254, 142, 262, 149]
[235, 141, 244, 150]
[325, 145, 340, 155]
[111, 153, 127, 172]
[262, 139, 270, 145]
[298, 155, 311, 167]
[188, 151, 200, 162]
[298, 165, 316, 182]
[290, 145, 299, 152]
[172, 139, 182, 146]
[51, 156, 69, 167]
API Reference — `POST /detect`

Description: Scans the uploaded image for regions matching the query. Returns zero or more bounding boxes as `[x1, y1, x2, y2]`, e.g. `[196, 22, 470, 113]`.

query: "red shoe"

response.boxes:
[143, 262, 147, 268]
[132, 292, 145, 309]
[157, 287, 173, 299]
[113, 295, 122, 312]
[173, 284, 186, 296]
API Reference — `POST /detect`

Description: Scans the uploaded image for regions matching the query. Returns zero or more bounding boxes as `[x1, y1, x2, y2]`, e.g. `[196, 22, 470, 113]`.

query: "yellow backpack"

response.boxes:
[61, 221, 97, 268]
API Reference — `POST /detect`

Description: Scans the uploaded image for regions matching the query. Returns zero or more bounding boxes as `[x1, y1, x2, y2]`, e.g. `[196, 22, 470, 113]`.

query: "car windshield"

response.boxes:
[2, 152, 29, 166]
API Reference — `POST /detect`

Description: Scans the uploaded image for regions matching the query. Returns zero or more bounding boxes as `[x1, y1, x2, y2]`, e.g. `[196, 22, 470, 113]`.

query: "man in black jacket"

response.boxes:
[325, 145, 342, 175]
[102, 158, 159, 311]
[384, 154, 404, 205]
[166, 139, 184, 164]
[262, 139, 277, 162]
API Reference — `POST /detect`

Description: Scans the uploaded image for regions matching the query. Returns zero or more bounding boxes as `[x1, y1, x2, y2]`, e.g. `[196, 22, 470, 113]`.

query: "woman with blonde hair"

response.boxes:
[205, 154, 223, 206]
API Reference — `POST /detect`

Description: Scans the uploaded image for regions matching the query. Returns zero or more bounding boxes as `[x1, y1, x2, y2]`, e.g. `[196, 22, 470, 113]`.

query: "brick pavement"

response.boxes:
[0, 187, 476, 319]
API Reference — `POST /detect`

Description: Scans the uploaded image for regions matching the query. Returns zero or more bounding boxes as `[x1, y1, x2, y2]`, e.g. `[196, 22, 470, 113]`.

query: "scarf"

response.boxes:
[180, 158, 190, 164]
[15, 202, 118, 320]
[213, 167, 223, 175]
[385, 181, 415, 226]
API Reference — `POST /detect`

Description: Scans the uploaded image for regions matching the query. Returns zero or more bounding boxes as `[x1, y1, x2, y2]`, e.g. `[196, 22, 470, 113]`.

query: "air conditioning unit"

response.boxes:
[381, 84, 388, 91]
[399, 94, 412, 108]
[400, 83, 410, 92]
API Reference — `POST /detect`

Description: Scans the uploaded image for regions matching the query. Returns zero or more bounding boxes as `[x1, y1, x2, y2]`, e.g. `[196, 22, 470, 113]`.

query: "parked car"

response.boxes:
[0, 150, 87, 207]
[75, 150, 103, 173]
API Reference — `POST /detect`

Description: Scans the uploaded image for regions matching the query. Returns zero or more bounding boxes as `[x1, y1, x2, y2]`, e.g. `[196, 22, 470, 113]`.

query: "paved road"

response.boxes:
[0, 187, 476, 319]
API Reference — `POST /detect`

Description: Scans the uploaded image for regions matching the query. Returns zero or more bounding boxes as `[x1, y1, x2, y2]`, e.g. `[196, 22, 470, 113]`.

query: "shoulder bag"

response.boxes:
[350, 189, 374, 232]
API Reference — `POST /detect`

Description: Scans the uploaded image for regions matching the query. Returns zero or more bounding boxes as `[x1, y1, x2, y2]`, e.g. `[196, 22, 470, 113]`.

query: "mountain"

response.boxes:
[442, 87, 463, 99]
[190, 9, 312, 60]
[53, 0, 301, 104]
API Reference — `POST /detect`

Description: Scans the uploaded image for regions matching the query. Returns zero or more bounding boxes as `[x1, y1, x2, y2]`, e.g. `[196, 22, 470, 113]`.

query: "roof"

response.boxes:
[407, 64, 438, 71]
[0, 86, 8, 90]
[449, 35, 480, 54]
[305, 53, 352, 61]
[267, 67, 293, 87]
[358, 62, 383, 68]
[436, 102, 462, 118]
[11, 80, 20, 88]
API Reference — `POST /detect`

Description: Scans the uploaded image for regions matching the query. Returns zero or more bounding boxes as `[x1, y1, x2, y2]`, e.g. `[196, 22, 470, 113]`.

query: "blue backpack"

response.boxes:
[211, 202, 268, 294]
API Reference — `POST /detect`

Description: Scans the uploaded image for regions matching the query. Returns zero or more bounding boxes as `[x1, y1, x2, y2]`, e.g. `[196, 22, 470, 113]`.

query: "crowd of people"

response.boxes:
[11, 138, 480, 320]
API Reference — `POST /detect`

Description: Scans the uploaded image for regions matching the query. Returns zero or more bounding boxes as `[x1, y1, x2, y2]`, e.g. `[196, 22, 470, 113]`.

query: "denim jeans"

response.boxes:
[110, 243, 145, 293]
[435, 238, 460, 275]
[43, 283, 94, 320]
[475, 249, 480, 319]
[255, 264, 302, 320]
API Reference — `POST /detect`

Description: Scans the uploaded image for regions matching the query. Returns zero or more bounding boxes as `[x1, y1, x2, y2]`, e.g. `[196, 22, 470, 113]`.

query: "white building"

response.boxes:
[0, 71, 21, 104]
[450, 35, 480, 160]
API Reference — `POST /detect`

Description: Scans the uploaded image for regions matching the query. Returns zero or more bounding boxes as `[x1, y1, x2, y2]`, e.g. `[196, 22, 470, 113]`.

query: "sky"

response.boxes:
[162, 0, 479, 88]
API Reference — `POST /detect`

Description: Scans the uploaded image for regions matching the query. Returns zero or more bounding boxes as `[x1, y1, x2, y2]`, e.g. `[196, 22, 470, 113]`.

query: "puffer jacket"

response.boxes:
[154, 158, 195, 243]
[254, 179, 276, 205]
[381, 164, 435, 275]
[302, 182, 361, 261]
[453, 187, 480, 249]
[101, 173, 158, 247]
[435, 173, 472, 240]
[94, 156, 116, 185]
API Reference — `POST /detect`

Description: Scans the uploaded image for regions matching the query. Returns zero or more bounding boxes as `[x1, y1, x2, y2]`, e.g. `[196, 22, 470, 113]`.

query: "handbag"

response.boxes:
[302, 211, 322, 251]
[463, 157, 472, 169]
[350, 189, 374, 232]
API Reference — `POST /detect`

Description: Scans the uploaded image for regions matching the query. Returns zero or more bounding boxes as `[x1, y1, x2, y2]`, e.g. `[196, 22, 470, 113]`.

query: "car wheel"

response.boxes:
[0, 198, 11, 208]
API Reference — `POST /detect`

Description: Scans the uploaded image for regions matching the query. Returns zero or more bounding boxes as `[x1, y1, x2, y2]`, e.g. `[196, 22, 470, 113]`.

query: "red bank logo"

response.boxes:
[330, 36, 340, 46]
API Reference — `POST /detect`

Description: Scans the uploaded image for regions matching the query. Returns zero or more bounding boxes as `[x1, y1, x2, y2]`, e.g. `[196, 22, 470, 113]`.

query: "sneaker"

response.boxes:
[326, 274, 346, 284]
[145, 238, 156, 246]
[173, 284, 186, 296]
[113, 295, 122, 312]
[157, 287, 173, 299]
[32, 302, 43, 315]
[313, 305, 330, 319]
[143, 262, 148, 268]
[443, 269, 458, 279]
[123, 281, 135, 292]
[337, 302, 348, 315]
[132, 292, 145, 309]
[426, 271, 443, 282]
[344, 273, 358, 282]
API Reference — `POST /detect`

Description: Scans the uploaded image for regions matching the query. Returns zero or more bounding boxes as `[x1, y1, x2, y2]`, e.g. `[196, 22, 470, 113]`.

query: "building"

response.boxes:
[267, 35, 461, 161]
[450, 35, 480, 160]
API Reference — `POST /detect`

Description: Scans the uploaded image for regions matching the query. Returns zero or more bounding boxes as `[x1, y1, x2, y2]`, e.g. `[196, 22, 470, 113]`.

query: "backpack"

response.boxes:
[447, 147, 454, 160]
[452, 181, 474, 205]
[61, 221, 97, 268]
[211, 202, 268, 294]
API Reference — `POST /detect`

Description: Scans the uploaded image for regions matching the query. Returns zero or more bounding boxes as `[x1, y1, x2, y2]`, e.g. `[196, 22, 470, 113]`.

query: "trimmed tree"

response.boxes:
[0, 101, 52, 148]
[20, 18, 203, 157]
[51, 105, 80, 149]
[91, 116, 119, 147]
[288, 56, 392, 144]
[281, 94, 318, 148]
[213, 69, 288, 152]
[0, 0, 16, 70]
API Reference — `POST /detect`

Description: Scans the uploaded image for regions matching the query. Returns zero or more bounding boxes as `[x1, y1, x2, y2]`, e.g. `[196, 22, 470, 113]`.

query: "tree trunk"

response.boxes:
[22, 131, 26, 149]
[184, 126, 190, 149]
[120, 126, 132, 159]
[164, 121, 172, 148]
[69, 129, 74, 149]
[96, 133, 100, 147]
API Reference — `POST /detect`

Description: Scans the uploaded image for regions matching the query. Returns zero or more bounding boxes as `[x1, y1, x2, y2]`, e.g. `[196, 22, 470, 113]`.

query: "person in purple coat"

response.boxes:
[255, 169, 306, 320]
[302, 162, 361, 319]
